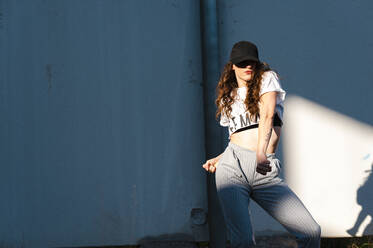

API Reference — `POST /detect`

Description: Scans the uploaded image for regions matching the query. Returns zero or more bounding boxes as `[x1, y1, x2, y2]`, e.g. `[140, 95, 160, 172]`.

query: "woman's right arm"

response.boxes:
[214, 153, 223, 162]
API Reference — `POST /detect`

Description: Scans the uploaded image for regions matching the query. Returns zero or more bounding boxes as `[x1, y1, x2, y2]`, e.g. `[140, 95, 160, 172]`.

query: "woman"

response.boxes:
[202, 41, 321, 248]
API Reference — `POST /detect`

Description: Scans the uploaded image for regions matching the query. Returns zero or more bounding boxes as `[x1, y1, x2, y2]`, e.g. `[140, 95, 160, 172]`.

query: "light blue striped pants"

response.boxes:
[215, 142, 321, 248]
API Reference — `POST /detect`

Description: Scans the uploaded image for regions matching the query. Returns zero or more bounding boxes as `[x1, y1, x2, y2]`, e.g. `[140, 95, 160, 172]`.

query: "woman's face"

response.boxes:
[232, 60, 256, 82]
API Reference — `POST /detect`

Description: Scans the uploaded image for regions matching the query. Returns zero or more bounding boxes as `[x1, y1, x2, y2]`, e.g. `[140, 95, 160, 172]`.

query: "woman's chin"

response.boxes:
[242, 75, 252, 81]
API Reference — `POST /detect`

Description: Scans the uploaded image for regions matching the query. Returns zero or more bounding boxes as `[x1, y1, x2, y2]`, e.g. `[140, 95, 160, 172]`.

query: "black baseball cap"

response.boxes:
[230, 41, 260, 64]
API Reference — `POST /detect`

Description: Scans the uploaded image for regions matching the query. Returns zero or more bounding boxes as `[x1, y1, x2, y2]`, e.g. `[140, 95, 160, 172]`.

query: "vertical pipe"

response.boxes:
[200, 0, 227, 247]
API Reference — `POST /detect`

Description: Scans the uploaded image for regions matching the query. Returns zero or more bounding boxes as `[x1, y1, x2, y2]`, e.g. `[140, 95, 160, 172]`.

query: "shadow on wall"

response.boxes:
[136, 209, 209, 247]
[347, 163, 373, 236]
[137, 233, 197, 248]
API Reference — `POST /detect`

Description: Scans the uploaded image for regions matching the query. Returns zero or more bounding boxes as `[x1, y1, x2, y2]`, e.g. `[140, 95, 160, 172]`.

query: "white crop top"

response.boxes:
[219, 70, 286, 139]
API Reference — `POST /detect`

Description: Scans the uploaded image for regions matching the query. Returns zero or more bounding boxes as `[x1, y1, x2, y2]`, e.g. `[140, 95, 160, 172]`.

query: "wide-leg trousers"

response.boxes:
[215, 142, 321, 248]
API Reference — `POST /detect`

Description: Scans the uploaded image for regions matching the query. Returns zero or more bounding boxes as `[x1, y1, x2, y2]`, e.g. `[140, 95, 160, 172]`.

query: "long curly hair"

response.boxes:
[215, 61, 277, 122]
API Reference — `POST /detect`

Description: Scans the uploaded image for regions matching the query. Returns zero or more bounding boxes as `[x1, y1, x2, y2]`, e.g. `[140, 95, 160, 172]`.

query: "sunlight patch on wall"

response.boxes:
[283, 95, 373, 237]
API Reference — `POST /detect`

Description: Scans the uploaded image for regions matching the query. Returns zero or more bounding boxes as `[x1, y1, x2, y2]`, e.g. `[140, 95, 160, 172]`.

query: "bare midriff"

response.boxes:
[229, 126, 282, 154]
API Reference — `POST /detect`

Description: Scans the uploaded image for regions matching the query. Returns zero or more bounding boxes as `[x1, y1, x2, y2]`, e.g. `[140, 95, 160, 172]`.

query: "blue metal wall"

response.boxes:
[0, 0, 208, 247]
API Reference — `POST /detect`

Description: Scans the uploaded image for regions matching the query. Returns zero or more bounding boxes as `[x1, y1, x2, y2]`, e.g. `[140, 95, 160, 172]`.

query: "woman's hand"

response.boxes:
[256, 153, 271, 175]
[202, 157, 219, 173]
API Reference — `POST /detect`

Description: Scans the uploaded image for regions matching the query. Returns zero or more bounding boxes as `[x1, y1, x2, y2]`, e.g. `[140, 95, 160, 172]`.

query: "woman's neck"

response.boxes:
[237, 78, 248, 88]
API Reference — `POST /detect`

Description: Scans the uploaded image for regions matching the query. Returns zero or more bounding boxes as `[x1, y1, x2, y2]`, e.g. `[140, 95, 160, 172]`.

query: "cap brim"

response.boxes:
[230, 55, 260, 64]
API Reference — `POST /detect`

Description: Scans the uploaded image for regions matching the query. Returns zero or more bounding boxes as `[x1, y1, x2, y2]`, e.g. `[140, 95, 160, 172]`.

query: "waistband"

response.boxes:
[228, 142, 276, 159]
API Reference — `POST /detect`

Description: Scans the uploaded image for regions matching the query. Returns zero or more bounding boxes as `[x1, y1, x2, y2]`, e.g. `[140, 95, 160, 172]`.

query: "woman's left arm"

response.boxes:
[256, 91, 277, 175]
